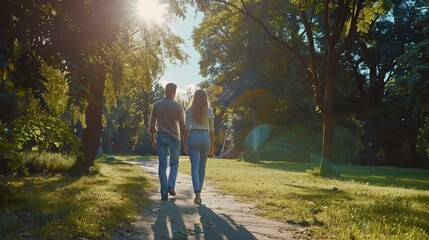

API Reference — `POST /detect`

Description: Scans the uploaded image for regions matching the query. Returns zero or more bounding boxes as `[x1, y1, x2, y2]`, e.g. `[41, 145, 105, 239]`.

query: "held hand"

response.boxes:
[151, 140, 157, 148]
[184, 146, 189, 155]
[209, 146, 214, 156]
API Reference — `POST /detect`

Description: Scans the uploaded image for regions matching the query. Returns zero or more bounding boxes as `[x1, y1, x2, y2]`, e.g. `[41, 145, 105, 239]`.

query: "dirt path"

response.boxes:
[111, 160, 306, 240]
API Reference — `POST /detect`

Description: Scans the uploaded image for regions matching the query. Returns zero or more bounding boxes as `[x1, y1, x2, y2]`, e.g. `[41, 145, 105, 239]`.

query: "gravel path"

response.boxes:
[111, 160, 306, 240]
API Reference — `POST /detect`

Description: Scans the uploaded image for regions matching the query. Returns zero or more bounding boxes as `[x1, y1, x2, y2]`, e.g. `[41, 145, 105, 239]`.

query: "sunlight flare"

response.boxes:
[135, 0, 167, 24]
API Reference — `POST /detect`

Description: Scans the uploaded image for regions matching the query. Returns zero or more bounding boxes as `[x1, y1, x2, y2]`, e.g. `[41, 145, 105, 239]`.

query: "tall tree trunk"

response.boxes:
[75, 77, 105, 172]
[408, 111, 420, 168]
[141, 91, 152, 154]
[365, 63, 378, 165]
[365, 106, 378, 165]
[320, 48, 335, 174]
[321, 112, 334, 170]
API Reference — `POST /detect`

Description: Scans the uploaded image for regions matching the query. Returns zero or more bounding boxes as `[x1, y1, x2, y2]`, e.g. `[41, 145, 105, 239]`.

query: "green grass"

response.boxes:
[0, 155, 156, 240]
[3, 155, 427, 239]
[179, 159, 429, 240]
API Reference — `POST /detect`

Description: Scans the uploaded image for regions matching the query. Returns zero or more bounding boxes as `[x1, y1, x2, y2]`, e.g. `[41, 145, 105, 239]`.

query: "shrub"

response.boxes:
[20, 152, 76, 175]
[11, 115, 81, 155]
[332, 126, 362, 164]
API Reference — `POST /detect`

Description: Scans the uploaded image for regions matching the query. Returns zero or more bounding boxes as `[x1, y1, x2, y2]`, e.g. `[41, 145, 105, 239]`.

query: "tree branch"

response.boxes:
[212, 0, 307, 69]
[336, 0, 364, 64]
[300, 9, 325, 111]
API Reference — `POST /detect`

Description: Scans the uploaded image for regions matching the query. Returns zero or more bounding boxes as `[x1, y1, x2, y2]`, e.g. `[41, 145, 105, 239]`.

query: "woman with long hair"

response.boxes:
[183, 89, 215, 204]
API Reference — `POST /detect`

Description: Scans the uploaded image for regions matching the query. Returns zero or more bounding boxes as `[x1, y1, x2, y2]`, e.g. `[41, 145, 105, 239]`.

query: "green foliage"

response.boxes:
[0, 87, 21, 122]
[332, 125, 363, 164]
[0, 122, 24, 175]
[308, 164, 341, 178]
[11, 115, 81, 155]
[397, 27, 429, 112]
[20, 152, 75, 175]
[0, 123, 15, 160]
[0, 41, 7, 81]
[14, 48, 49, 108]
[254, 124, 321, 162]
[42, 66, 69, 117]
[236, 120, 361, 165]
[102, 23, 187, 155]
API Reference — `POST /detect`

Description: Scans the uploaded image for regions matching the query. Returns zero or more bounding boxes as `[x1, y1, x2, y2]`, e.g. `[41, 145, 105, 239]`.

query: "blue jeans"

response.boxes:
[156, 132, 180, 197]
[187, 130, 210, 193]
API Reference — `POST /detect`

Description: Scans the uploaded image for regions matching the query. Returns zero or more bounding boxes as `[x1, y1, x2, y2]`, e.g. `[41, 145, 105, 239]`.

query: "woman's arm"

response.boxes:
[209, 130, 215, 156]
[183, 129, 189, 154]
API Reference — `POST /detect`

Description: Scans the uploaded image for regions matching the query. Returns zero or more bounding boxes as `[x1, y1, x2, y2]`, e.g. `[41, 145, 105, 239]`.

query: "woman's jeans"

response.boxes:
[157, 132, 180, 197]
[187, 130, 210, 193]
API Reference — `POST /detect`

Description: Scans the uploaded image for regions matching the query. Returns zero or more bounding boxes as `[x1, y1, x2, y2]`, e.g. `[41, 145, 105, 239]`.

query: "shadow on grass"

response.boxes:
[255, 160, 429, 190]
[0, 157, 155, 239]
[257, 161, 317, 173]
[0, 175, 86, 239]
[104, 155, 152, 163]
[338, 165, 429, 190]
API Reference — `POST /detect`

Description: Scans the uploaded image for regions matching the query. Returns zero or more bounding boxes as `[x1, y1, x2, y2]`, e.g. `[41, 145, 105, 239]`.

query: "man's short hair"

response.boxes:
[165, 83, 177, 97]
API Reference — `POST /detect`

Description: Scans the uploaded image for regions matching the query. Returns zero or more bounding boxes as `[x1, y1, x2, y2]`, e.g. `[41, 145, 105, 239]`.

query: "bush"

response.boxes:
[256, 130, 320, 162]
[11, 115, 81, 155]
[0, 122, 22, 175]
[239, 121, 362, 164]
[332, 125, 362, 164]
[243, 123, 321, 162]
[20, 152, 76, 175]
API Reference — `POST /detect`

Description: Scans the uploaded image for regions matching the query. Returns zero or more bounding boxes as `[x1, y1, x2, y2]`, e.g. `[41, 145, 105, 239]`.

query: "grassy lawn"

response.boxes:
[179, 159, 429, 240]
[0, 155, 155, 240]
[2, 155, 427, 239]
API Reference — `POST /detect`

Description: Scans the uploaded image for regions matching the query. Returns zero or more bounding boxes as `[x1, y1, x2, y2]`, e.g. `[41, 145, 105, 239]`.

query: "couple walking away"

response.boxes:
[149, 83, 215, 204]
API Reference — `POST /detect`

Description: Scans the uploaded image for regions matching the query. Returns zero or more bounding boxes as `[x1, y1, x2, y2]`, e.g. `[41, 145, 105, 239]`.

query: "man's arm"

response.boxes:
[149, 105, 157, 148]
[178, 104, 186, 137]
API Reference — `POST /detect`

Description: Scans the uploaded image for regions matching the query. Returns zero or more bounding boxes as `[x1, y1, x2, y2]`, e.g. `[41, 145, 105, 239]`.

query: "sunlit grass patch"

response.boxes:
[179, 159, 429, 239]
[339, 164, 429, 190]
[20, 152, 76, 175]
[0, 155, 155, 239]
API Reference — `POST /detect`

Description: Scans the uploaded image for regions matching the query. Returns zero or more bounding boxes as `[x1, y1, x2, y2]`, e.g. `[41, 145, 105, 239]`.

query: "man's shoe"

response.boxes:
[193, 197, 202, 204]
[167, 188, 176, 196]
[161, 195, 168, 201]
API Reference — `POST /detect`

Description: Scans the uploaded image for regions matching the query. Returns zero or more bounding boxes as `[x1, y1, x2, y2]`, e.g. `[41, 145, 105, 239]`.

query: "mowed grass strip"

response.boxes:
[0, 156, 155, 240]
[179, 159, 429, 240]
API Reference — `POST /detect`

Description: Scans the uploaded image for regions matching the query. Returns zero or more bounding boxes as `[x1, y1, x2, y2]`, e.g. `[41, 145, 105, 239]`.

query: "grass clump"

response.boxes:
[20, 151, 76, 175]
[0, 155, 155, 239]
[179, 159, 429, 239]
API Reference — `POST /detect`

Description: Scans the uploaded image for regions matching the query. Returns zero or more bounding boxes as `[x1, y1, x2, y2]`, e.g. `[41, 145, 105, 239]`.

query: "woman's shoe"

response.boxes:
[193, 194, 202, 204]
[167, 188, 176, 196]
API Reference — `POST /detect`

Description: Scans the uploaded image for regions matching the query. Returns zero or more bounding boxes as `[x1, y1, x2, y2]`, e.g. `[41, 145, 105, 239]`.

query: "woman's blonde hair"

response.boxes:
[188, 89, 210, 124]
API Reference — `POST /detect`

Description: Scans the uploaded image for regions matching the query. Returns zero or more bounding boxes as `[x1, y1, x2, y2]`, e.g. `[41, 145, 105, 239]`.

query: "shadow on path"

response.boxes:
[111, 160, 303, 240]
[148, 200, 257, 239]
[152, 200, 189, 239]
[196, 204, 256, 240]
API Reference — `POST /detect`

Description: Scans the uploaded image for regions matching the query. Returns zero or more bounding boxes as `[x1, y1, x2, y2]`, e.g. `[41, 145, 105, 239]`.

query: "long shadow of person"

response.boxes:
[152, 200, 193, 240]
[195, 204, 257, 240]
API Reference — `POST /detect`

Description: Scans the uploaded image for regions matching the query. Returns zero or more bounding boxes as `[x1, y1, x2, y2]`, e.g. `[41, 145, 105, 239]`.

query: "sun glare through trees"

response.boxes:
[134, 0, 167, 24]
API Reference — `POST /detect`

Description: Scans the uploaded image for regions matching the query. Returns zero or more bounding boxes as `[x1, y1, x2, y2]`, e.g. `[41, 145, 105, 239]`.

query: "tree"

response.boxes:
[341, 0, 427, 165]
[192, 2, 317, 160]
[0, 0, 188, 173]
[397, 10, 429, 167]
[196, 0, 388, 175]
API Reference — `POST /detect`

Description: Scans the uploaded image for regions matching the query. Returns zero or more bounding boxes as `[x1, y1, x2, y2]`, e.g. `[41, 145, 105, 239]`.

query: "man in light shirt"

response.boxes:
[149, 83, 185, 201]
